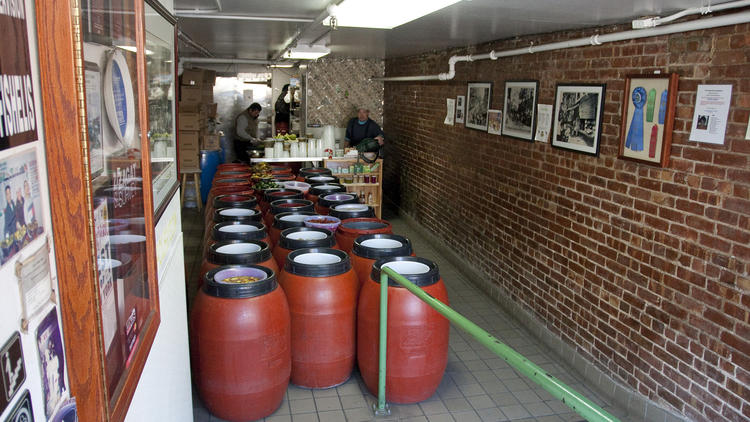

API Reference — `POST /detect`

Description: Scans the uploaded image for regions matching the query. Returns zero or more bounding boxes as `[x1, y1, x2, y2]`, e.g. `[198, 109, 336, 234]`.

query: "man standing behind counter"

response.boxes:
[345, 108, 385, 148]
[234, 102, 262, 162]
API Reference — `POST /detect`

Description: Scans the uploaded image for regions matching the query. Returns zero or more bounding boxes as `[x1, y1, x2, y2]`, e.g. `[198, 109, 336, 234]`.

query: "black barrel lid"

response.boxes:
[339, 219, 390, 231]
[329, 203, 375, 220]
[273, 212, 318, 230]
[305, 175, 338, 185]
[214, 177, 248, 185]
[279, 227, 335, 250]
[269, 199, 315, 216]
[309, 183, 346, 197]
[352, 234, 412, 260]
[213, 207, 262, 223]
[213, 194, 258, 210]
[264, 189, 304, 203]
[299, 167, 333, 178]
[203, 265, 277, 298]
[284, 248, 351, 277]
[318, 193, 359, 208]
[208, 239, 272, 265]
[211, 221, 267, 242]
[371, 256, 440, 287]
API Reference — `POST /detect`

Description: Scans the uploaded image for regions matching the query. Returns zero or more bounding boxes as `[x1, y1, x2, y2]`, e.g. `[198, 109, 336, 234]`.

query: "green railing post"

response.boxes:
[373, 271, 391, 416]
[380, 267, 620, 422]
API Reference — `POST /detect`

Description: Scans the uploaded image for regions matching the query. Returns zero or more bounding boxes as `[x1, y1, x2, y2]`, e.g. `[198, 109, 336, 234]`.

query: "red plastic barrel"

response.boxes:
[315, 193, 359, 215]
[264, 199, 314, 230]
[305, 183, 346, 205]
[329, 203, 376, 220]
[203, 221, 271, 259]
[202, 207, 263, 247]
[297, 167, 332, 181]
[270, 212, 317, 246]
[278, 248, 358, 388]
[199, 240, 278, 288]
[272, 227, 338, 268]
[358, 257, 449, 403]
[261, 189, 304, 215]
[191, 265, 290, 421]
[350, 234, 413, 289]
[335, 218, 392, 253]
[205, 194, 259, 227]
[216, 163, 250, 172]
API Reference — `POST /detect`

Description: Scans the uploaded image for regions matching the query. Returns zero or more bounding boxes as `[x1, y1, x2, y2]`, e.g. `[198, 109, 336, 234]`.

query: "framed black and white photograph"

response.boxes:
[552, 84, 606, 156]
[502, 80, 539, 141]
[466, 82, 492, 131]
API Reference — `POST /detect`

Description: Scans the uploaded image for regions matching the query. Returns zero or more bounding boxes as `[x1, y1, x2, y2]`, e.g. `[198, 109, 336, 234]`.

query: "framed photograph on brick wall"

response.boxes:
[552, 83, 606, 156]
[618, 73, 679, 167]
[502, 80, 539, 141]
[466, 82, 492, 131]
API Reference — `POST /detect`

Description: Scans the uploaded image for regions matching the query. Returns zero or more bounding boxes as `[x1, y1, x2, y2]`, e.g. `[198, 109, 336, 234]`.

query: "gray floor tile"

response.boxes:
[264, 415, 292, 422]
[499, 404, 530, 420]
[458, 383, 486, 397]
[467, 394, 497, 410]
[419, 400, 449, 415]
[475, 407, 508, 422]
[427, 413, 456, 422]
[449, 410, 483, 422]
[291, 413, 319, 422]
[290, 398, 317, 414]
[443, 397, 473, 412]
[315, 410, 346, 422]
[524, 401, 554, 417]
[339, 394, 368, 410]
[313, 396, 341, 412]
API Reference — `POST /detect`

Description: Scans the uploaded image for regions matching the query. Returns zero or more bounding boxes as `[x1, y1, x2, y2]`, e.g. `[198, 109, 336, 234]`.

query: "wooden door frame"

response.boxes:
[35, 1, 161, 420]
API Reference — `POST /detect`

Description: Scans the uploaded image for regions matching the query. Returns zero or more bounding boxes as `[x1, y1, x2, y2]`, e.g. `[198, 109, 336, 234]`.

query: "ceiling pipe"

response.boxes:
[180, 57, 272, 65]
[632, 0, 750, 28]
[176, 13, 314, 23]
[272, 0, 342, 61]
[177, 29, 213, 57]
[373, 9, 750, 82]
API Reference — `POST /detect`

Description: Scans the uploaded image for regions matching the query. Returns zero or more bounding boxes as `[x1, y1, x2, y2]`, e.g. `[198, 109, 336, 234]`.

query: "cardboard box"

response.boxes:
[179, 130, 200, 149]
[205, 103, 218, 118]
[179, 112, 202, 131]
[201, 134, 220, 150]
[201, 86, 214, 103]
[203, 69, 216, 86]
[178, 102, 200, 113]
[180, 69, 204, 86]
[180, 86, 202, 105]
[179, 149, 200, 170]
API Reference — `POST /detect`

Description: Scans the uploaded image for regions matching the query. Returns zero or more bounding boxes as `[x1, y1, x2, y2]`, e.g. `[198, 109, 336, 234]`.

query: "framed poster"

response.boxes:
[466, 82, 492, 131]
[455, 95, 465, 124]
[552, 84, 606, 156]
[0, 149, 45, 267]
[618, 73, 678, 167]
[487, 110, 502, 135]
[0, 332, 26, 416]
[0, 0, 39, 151]
[502, 80, 539, 141]
[3, 389, 32, 422]
[85, 62, 105, 178]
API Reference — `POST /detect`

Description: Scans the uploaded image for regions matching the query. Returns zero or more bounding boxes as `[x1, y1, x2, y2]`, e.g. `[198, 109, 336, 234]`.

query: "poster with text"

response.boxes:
[0, 0, 38, 150]
[0, 148, 44, 267]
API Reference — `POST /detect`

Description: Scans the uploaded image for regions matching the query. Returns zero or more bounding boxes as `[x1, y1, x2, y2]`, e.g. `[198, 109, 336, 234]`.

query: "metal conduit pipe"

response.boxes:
[177, 29, 214, 58]
[633, 0, 750, 27]
[180, 57, 272, 65]
[176, 13, 315, 22]
[272, 0, 343, 61]
[374, 9, 750, 82]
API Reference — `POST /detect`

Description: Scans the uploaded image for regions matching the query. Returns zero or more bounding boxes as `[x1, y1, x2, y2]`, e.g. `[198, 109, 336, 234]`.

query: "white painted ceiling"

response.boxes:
[175, 0, 732, 61]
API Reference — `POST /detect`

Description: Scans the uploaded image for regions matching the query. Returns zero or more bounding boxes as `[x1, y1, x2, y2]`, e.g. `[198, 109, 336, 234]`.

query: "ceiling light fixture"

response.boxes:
[285, 44, 330, 60]
[324, 0, 461, 29]
[270, 64, 295, 68]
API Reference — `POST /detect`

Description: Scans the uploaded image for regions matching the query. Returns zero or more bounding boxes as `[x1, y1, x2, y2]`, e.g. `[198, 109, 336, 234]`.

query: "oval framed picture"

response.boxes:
[103, 49, 136, 147]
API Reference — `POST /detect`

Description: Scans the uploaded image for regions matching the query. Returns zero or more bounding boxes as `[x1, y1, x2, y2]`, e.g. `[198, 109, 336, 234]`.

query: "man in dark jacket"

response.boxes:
[345, 108, 384, 148]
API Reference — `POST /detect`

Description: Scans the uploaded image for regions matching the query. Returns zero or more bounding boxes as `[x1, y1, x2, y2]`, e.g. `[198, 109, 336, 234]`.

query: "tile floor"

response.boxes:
[183, 206, 636, 422]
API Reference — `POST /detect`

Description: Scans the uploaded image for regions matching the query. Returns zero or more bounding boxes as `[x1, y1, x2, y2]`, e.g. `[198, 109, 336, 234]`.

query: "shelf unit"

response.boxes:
[324, 158, 383, 218]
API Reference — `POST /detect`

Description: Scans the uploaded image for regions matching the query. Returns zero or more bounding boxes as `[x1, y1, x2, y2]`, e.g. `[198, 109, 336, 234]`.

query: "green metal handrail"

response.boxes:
[376, 267, 620, 422]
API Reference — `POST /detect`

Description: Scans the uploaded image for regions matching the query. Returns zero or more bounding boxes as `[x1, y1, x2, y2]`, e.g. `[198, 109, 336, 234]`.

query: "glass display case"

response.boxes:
[145, 3, 178, 215]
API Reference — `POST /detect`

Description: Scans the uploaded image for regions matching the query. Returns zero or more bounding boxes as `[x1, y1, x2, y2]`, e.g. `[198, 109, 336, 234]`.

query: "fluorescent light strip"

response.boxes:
[326, 0, 461, 29]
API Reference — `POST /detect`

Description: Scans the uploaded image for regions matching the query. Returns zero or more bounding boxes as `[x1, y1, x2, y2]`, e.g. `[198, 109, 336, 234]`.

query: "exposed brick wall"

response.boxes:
[383, 19, 750, 422]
